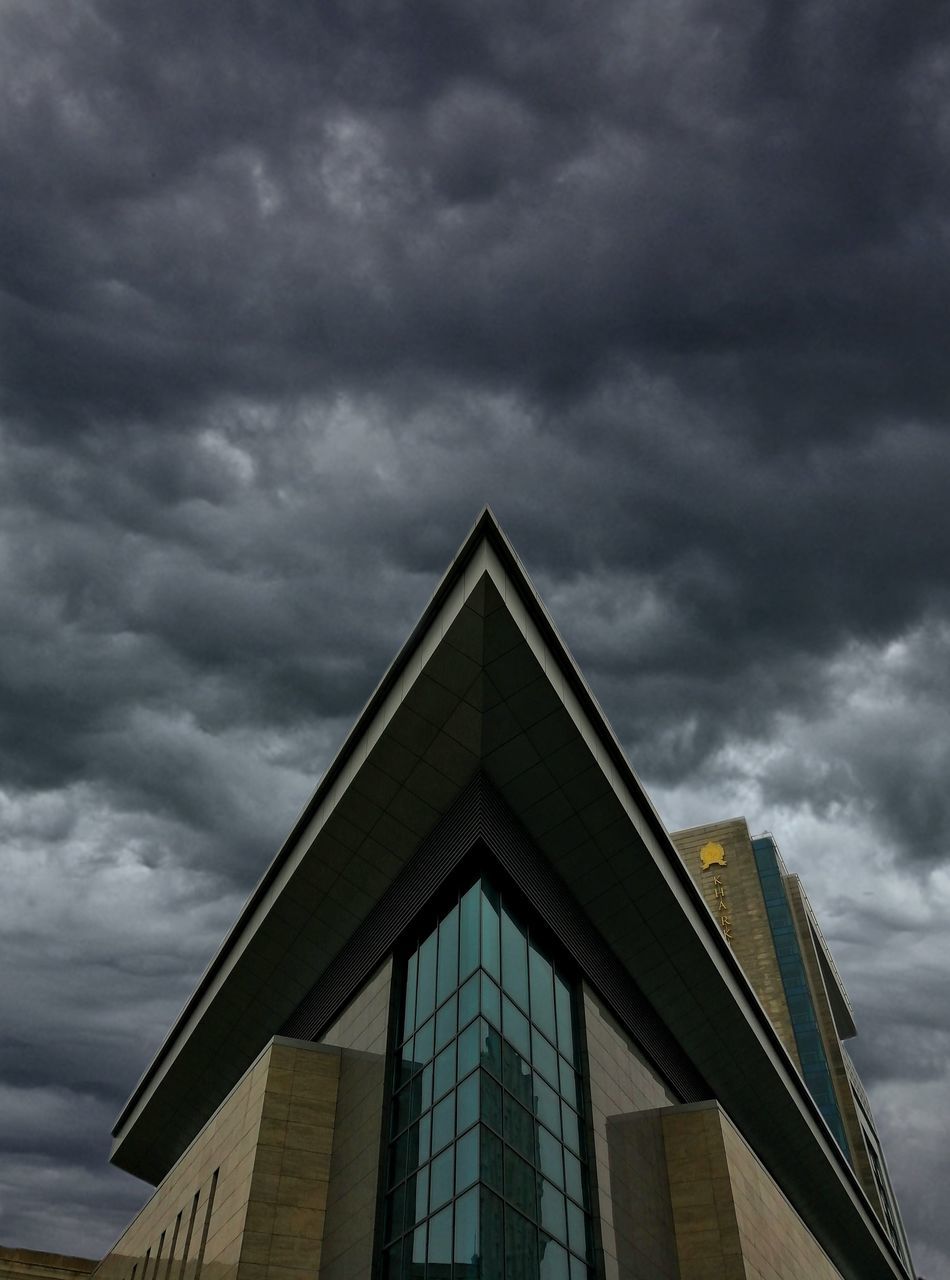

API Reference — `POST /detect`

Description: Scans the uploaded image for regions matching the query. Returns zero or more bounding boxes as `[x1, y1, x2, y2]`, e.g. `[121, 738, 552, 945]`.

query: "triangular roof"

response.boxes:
[111, 510, 906, 1280]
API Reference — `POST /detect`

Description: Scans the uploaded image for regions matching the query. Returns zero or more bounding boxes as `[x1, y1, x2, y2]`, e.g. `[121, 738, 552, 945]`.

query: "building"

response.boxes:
[7, 510, 914, 1280]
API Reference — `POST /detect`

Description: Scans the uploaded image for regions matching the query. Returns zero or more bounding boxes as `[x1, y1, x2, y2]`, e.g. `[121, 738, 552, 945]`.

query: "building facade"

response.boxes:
[22, 512, 914, 1280]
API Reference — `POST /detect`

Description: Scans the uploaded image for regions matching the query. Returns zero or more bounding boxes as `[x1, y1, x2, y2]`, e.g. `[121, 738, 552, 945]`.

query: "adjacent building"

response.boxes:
[7, 511, 914, 1280]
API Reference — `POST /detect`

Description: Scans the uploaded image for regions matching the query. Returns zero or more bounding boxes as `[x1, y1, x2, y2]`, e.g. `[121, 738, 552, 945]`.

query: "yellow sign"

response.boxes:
[699, 841, 727, 870]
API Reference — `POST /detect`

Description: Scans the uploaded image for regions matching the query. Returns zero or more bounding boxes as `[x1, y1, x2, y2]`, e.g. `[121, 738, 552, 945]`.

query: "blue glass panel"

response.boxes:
[459, 882, 480, 980]
[457, 1019, 481, 1079]
[503, 995, 531, 1060]
[540, 1236, 570, 1280]
[529, 946, 557, 1043]
[480, 1189, 505, 1276]
[456, 1126, 479, 1192]
[501, 903, 530, 1010]
[431, 1092, 455, 1155]
[480, 1124, 504, 1193]
[458, 972, 479, 1027]
[454, 1186, 479, 1271]
[569, 1256, 588, 1280]
[481, 882, 501, 980]
[403, 951, 418, 1040]
[457, 1070, 479, 1132]
[419, 1063, 433, 1114]
[429, 1148, 454, 1211]
[433, 1042, 455, 1100]
[410, 1222, 427, 1273]
[417, 1113, 431, 1166]
[415, 1017, 434, 1066]
[563, 1150, 582, 1205]
[504, 1093, 536, 1162]
[540, 1180, 567, 1243]
[532, 1027, 558, 1088]
[539, 1127, 564, 1190]
[435, 994, 457, 1051]
[482, 1021, 503, 1080]
[481, 971, 501, 1027]
[481, 1070, 503, 1134]
[561, 1102, 580, 1154]
[427, 1202, 453, 1266]
[437, 904, 459, 1005]
[566, 1199, 586, 1257]
[558, 1057, 578, 1109]
[408, 1165, 428, 1227]
[504, 1147, 537, 1219]
[416, 931, 437, 1025]
[532, 1072, 561, 1137]
[554, 974, 574, 1062]
[505, 1206, 538, 1280]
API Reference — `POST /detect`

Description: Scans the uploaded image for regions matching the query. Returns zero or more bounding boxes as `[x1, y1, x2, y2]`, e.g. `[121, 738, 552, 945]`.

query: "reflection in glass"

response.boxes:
[383, 874, 593, 1278]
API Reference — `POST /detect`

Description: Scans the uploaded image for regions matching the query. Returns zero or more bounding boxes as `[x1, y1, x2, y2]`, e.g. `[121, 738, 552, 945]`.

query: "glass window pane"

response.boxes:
[427, 1202, 453, 1267]
[501, 902, 529, 1010]
[436, 904, 459, 1004]
[481, 971, 501, 1027]
[382, 1240, 404, 1280]
[481, 1070, 503, 1134]
[539, 1128, 564, 1190]
[434, 1043, 455, 1100]
[454, 1185, 479, 1273]
[431, 1091, 455, 1154]
[540, 1236, 570, 1280]
[503, 1039, 532, 1099]
[415, 1017, 435, 1067]
[389, 1130, 409, 1187]
[457, 1070, 479, 1133]
[503, 996, 531, 1059]
[410, 1222, 427, 1276]
[417, 1113, 431, 1166]
[504, 1148, 538, 1220]
[481, 882, 501, 980]
[435, 994, 457, 1051]
[532, 1028, 559, 1088]
[419, 1064, 433, 1114]
[458, 972, 479, 1027]
[569, 1255, 589, 1280]
[504, 1093, 536, 1162]
[559, 1057, 579, 1110]
[406, 1121, 426, 1175]
[459, 881, 480, 980]
[403, 951, 418, 1040]
[554, 973, 574, 1062]
[482, 1022, 503, 1080]
[457, 1019, 481, 1079]
[456, 1125, 479, 1192]
[529, 946, 557, 1043]
[563, 1150, 582, 1205]
[561, 1102, 580, 1154]
[505, 1207, 538, 1280]
[480, 1189, 505, 1277]
[384, 1181, 406, 1242]
[532, 1072, 561, 1137]
[416, 931, 437, 1025]
[429, 1147, 454, 1211]
[395, 1037, 415, 1091]
[480, 1124, 504, 1193]
[408, 1164, 428, 1226]
[566, 1200, 587, 1257]
[540, 1180, 567, 1243]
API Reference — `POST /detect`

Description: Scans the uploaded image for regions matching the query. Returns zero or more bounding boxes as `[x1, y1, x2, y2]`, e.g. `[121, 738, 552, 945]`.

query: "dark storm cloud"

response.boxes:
[3, 0, 950, 1271]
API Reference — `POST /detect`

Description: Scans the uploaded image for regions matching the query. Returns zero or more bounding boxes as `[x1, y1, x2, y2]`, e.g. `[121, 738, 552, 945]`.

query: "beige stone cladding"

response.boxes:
[670, 819, 801, 1069]
[0, 1250, 96, 1280]
[661, 1101, 845, 1280]
[582, 984, 681, 1280]
[94, 1038, 341, 1280]
[318, 959, 392, 1280]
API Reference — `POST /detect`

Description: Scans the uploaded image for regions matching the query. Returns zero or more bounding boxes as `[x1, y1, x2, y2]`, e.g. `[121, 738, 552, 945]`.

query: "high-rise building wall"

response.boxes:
[14, 513, 916, 1280]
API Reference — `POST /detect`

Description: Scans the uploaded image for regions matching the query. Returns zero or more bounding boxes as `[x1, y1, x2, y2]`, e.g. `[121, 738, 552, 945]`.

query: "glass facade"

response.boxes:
[381, 876, 594, 1280]
[751, 836, 851, 1157]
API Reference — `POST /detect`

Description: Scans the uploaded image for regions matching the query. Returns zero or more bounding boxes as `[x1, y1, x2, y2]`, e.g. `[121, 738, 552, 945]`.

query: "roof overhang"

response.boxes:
[111, 509, 907, 1280]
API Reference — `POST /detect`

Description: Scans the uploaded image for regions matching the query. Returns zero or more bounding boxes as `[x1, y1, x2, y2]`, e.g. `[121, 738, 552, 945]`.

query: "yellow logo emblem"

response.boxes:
[700, 841, 727, 870]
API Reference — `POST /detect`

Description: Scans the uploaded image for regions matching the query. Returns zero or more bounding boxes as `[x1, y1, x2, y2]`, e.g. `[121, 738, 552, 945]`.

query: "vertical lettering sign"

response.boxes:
[699, 842, 734, 944]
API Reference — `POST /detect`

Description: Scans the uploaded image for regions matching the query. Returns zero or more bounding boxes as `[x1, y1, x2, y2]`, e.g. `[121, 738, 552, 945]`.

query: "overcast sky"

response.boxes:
[1, 0, 948, 1274]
